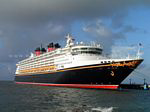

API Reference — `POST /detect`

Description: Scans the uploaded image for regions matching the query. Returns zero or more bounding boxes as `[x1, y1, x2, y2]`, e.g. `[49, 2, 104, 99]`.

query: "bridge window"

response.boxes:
[72, 47, 102, 55]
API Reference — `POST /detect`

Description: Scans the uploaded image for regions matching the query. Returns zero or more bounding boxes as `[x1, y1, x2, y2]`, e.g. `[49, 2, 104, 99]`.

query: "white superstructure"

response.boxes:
[16, 34, 141, 75]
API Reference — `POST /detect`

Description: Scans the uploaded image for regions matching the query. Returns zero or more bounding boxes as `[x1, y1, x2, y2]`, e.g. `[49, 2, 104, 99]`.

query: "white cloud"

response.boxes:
[111, 46, 137, 58]
[83, 20, 125, 53]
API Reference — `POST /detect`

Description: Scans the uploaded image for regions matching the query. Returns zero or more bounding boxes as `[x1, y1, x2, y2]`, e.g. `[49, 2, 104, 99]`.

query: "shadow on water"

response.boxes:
[0, 81, 150, 112]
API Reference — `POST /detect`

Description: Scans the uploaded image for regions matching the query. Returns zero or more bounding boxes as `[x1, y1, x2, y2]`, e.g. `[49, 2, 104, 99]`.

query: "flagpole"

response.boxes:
[137, 43, 142, 59]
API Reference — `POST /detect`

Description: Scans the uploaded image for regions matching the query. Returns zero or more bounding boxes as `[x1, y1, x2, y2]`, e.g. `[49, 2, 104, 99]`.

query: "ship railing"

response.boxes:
[74, 41, 102, 48]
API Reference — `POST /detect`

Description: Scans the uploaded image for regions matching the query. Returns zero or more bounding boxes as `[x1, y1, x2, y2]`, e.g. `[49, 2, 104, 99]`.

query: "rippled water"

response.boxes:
[0, 81, 150, 112]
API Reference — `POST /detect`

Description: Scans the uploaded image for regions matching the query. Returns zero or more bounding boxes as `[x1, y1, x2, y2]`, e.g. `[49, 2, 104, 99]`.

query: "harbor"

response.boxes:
[120, 84, 149, 90]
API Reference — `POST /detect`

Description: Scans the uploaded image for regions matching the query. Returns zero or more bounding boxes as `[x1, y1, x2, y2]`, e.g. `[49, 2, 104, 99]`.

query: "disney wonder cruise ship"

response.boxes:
[15, 34, 143, 89]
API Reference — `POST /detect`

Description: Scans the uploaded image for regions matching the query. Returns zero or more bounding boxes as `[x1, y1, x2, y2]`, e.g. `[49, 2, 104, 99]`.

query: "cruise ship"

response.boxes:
[15, 34, 143, 89]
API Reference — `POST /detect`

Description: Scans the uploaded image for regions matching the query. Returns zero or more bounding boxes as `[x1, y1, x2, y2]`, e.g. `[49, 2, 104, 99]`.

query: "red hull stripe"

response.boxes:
[15, 82, 119, 89]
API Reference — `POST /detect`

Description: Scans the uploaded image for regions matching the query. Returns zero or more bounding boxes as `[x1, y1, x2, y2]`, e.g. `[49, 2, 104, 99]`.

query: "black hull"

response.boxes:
[15, 59, 143, 85]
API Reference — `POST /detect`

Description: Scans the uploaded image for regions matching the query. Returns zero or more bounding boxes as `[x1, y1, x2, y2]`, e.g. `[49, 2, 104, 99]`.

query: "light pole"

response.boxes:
[129, 78, 132, 85]
[144, 78, 146, 84]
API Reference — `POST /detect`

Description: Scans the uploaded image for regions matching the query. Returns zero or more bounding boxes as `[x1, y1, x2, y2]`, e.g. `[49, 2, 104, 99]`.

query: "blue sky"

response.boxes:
[0, 0, 150, 84]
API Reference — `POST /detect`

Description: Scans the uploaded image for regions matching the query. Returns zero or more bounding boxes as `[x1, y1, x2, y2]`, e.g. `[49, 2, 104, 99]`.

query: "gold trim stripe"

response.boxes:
[15, 59, 142, 76]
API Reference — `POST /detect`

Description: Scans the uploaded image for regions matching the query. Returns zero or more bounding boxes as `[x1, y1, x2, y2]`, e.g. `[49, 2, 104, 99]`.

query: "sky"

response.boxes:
[0, 0, 150, 84]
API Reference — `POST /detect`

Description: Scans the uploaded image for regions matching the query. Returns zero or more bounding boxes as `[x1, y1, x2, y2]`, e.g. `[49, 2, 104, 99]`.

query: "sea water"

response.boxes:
[0, 81, 150, 112]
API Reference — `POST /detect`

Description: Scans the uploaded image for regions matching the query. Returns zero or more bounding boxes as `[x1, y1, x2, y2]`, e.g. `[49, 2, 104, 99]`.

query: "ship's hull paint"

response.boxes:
[15, 59, 143, 87]
[15, 82, 119, 89]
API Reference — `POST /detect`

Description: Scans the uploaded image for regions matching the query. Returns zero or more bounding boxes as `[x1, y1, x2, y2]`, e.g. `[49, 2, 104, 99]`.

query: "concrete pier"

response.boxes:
[120, 84, 149, 90]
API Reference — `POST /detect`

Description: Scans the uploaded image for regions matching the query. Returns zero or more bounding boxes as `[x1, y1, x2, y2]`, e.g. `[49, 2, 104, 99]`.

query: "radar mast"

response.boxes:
[65, 33, 75, 47]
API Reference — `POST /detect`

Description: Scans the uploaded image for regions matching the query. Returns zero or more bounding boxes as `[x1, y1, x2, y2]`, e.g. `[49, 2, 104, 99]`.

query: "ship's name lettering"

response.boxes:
[111, 61, 137, 67]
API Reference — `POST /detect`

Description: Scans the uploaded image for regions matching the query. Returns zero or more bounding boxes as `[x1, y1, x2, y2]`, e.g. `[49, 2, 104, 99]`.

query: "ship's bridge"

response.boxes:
[71, 46, 103, 55]
[65, 33, 103, 56]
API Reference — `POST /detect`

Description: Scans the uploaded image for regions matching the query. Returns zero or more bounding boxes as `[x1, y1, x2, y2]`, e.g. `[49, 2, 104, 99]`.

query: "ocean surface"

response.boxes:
[0, 81, 150, 112]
